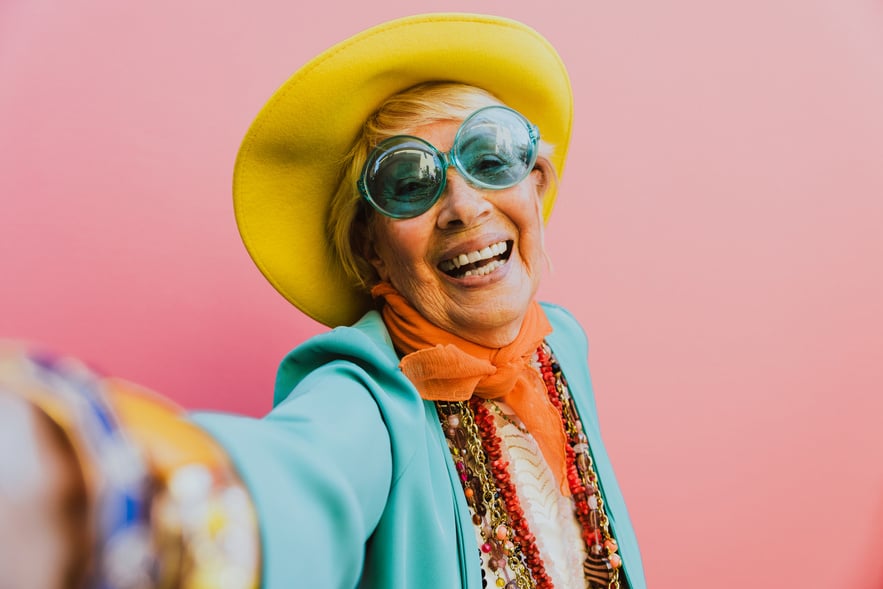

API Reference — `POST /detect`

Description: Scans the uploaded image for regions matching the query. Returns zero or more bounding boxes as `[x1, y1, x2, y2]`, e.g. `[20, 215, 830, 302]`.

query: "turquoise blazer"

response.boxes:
[193, 303, 646, 588]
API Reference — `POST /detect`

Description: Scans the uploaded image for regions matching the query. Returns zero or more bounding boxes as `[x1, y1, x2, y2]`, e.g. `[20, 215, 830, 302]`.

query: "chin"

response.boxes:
[448, 296, 534, 345]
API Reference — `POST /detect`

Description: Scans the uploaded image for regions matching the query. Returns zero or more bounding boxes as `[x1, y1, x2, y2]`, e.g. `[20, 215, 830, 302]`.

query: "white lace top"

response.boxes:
[473, 403, 588, 588]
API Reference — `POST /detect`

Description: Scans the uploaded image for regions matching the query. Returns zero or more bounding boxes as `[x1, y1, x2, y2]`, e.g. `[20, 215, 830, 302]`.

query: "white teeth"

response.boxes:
[439, 240, 510, 275]
[463, 259, 503, 277]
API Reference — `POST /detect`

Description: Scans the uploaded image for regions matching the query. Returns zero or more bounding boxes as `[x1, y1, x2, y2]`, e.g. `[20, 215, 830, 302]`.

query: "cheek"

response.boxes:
[511, 189, 547, 266]
[372, 222, 431, 280]
[512, 186, 545, 233]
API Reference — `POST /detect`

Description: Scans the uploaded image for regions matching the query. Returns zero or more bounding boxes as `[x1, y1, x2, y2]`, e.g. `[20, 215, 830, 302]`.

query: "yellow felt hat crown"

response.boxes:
[233, 13, 573, 327]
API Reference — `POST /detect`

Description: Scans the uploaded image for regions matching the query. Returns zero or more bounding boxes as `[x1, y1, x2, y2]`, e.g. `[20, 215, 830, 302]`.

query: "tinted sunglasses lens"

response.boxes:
[363, 137, 444, 218]
[455, 107, 537, 189]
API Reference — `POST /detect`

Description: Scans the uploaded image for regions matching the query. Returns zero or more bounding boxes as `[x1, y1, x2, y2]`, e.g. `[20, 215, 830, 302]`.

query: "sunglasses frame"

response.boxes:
[357, 105, 540, 219]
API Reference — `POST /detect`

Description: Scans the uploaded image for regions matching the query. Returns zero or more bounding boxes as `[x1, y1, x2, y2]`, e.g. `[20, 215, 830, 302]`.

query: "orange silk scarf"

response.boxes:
[371, 282, 570, 496]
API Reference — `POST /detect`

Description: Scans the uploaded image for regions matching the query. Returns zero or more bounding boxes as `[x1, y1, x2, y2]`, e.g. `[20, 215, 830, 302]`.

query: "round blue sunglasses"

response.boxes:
[357, 106, 540, 219]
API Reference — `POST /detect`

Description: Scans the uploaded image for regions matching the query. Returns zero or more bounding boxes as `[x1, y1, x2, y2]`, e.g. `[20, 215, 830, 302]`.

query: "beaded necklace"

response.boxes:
[436, 343, 624, 589]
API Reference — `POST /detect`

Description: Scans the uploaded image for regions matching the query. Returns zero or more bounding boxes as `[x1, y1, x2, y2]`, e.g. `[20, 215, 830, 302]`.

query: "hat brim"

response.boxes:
[234, 12, 573, 327]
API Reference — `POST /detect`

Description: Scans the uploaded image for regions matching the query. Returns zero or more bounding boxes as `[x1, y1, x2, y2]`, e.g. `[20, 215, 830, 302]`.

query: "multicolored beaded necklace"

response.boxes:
[436, 343, 625, 589]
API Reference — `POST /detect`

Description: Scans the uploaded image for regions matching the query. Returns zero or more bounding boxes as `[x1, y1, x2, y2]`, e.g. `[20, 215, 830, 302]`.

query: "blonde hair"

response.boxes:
[327, 82, 554, 290]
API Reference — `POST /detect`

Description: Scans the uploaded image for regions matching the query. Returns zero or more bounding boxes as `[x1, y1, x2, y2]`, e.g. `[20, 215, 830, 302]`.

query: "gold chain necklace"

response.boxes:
[436, 343, 625, 589]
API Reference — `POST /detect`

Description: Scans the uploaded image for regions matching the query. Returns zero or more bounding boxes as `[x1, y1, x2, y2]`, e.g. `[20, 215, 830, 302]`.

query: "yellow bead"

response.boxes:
[207, 504, 227, 536]
[496, 578, 506, 587]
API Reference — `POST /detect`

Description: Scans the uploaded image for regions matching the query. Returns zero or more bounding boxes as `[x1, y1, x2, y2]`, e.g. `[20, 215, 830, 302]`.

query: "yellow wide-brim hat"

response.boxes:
[234, 12, 573, 327]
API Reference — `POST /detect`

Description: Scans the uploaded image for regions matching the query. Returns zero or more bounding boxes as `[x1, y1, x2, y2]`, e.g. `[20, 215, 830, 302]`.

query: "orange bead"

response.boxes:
[609, 553, 622, 569]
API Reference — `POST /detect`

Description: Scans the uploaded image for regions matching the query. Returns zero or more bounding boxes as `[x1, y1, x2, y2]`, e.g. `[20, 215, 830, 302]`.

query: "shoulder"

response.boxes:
[272, 310, 405, 406]
[287, 310, 397, 366]
[540, 302, 589, 354]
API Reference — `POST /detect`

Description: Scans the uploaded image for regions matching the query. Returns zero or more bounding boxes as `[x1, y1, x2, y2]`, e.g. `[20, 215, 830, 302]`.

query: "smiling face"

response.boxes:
[365, 117, 553, 347]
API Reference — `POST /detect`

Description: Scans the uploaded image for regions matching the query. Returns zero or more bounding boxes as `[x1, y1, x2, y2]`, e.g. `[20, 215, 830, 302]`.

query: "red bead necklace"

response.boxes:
[437, 343, 624, 589]
[536, 344, 623, 588]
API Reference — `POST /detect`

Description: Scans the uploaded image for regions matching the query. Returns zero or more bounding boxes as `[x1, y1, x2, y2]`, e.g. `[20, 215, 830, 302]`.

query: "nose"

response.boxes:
[436, 170, 493, 229]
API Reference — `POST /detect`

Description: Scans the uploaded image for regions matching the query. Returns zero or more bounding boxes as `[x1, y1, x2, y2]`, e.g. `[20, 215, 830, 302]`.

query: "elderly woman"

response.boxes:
[0, 12, 645, 589]
[192, 12, 646, 589]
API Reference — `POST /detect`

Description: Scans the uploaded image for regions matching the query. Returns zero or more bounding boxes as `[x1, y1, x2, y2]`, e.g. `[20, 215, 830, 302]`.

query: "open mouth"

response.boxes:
[438, 240, 513, 278]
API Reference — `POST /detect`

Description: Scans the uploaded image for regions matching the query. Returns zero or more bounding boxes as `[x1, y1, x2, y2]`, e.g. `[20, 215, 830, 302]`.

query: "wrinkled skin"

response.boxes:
[366, 118, 554, 348]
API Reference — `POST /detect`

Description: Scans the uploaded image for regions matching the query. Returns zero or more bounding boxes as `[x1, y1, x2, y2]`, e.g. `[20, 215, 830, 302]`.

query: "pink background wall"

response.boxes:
[2, 0, 881, 586]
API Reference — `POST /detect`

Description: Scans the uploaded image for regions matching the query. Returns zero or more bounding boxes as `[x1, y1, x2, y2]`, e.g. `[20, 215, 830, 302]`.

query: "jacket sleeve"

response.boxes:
[190, 360, 393, 589]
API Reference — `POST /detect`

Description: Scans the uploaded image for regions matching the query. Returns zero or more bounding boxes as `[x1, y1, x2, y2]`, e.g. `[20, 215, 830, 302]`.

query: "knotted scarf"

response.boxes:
[371, 282, 570, 496]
